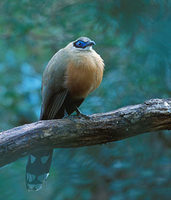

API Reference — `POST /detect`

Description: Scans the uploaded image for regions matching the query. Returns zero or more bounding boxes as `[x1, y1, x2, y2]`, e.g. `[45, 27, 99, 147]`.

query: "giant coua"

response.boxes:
[26, 37, 104, 191]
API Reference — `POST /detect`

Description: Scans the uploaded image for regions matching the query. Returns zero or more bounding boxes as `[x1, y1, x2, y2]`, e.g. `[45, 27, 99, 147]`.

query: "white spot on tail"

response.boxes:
[26, 173, 36, 182]
[37, 173, 49, 182]
[30, 155, 36, 164]
[27, 183, 42, 191]
[41, 156, 49, 164]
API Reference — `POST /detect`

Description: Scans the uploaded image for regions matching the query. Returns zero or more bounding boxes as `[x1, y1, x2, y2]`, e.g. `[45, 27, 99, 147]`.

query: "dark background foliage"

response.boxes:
[0, 0, 170, 199]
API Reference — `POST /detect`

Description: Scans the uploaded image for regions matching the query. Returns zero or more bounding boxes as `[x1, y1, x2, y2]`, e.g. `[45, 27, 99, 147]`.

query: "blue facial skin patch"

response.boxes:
[74, 40, 87, 48]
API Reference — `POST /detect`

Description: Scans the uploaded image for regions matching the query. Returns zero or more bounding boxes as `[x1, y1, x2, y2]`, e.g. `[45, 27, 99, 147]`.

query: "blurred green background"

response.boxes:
[0, 0, 171, 199]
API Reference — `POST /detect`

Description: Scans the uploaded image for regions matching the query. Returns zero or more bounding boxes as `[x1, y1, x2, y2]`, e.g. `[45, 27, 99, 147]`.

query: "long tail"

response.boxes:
[25, 91, 75, 191]
[26, 149, 53, 191]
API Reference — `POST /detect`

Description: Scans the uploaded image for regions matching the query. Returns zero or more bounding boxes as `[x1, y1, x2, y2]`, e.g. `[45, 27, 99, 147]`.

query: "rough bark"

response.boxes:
[0, 98, 170, 167]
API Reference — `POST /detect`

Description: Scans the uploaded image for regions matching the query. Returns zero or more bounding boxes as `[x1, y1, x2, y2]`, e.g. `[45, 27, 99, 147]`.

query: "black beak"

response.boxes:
[86, 40, 96, 47]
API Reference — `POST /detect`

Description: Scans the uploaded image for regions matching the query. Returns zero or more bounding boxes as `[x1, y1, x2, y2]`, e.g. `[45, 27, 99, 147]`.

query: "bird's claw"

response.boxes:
[77, 113, 90, 119]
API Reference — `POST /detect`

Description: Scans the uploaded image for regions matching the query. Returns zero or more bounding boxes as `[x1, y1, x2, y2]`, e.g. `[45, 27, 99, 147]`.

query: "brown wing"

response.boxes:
[40, 49, 69, 120]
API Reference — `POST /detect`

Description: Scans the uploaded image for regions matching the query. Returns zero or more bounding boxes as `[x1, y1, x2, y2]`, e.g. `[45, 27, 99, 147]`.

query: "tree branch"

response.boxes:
[0, 98, 171, 167]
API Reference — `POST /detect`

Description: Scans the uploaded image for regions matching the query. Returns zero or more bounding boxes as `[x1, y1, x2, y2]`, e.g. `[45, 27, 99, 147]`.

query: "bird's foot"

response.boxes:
[77, 112, 90, 119]
[75, 107, 90, 119]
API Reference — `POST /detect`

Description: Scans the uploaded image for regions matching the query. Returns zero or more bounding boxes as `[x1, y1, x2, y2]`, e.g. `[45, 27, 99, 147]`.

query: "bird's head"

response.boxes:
[67, 37, 96, 51]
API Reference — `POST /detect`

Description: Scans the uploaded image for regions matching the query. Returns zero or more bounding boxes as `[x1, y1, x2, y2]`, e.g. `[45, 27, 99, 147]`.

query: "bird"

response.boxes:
[26, 36, 104, 191]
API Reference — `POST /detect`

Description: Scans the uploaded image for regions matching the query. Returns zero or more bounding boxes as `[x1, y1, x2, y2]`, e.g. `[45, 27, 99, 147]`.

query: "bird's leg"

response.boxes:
[63, 109, 70, 118]
[75, 107, 90, 119]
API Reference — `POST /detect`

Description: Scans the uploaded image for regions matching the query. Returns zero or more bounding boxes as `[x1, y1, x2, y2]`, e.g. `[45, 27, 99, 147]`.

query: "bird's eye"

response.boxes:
[74, 40, 85, 48]
[77, 41, 83, 46]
